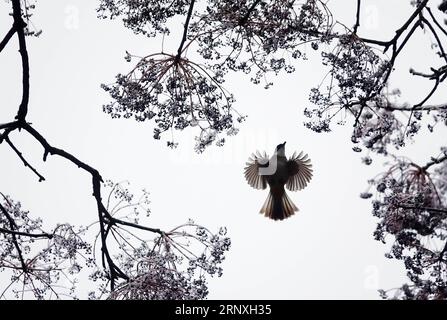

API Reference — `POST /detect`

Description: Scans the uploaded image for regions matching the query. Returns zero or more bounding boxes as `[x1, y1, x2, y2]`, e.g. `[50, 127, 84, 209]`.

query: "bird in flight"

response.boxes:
[244, 142, 313, 221]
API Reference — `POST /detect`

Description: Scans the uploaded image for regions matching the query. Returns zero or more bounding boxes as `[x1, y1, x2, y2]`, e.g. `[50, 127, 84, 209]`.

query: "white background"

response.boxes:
[1, 0, 447, 299]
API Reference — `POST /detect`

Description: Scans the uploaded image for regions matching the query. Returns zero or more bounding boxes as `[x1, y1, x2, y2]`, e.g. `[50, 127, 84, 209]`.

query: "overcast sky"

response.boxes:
[1, 0, 447, 299]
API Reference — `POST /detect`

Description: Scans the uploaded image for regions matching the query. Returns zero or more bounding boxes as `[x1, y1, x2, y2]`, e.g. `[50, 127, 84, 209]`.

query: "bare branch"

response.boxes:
[0, 25, 16, 53]
[176, 0, 196, 60]
[12, 0, 30, 121]
[0, 201, 27, 271]
[353, 0, 361, 34]
[422, 153, 447, 171]
[0, 226, 53, 239]
[4, 136, 45, 182]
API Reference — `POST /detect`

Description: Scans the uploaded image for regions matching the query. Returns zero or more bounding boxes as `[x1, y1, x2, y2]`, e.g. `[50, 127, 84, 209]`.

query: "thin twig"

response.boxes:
[176, 0, 196, 60]
[0, 226, 53, 239]
[353, 0, 361, 34]
[0, 25, 16, 53]
[0, 202, 28, 272]
[422, 154, 447, 171]
[5, 136, 45, 182]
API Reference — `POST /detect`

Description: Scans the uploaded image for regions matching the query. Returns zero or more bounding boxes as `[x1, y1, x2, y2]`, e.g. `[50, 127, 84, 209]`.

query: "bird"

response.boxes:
[244, 142, 313, 221]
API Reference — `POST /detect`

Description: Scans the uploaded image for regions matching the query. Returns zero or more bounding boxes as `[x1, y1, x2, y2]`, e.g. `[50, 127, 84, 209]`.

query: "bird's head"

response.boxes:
[275, 141, 286, 157]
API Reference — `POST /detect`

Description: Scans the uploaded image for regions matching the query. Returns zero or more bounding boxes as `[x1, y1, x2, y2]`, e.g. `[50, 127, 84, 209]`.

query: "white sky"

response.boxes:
[1, 0, 447, 299]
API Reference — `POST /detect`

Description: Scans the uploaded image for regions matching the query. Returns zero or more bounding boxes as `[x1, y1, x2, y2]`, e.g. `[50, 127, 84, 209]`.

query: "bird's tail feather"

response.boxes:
[260, 190, 298, 221]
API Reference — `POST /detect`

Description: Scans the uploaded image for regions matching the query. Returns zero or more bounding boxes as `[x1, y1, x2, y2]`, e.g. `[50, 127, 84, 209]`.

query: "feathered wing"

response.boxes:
[286, 151, 313, 191]
[244, 151, 269, 190]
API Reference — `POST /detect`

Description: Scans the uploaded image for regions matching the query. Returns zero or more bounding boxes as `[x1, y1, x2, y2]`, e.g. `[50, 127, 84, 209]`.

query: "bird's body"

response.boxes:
[264, 154, 290, 220]
[266, 155, 288, 186]
[244, 142, 313, 221]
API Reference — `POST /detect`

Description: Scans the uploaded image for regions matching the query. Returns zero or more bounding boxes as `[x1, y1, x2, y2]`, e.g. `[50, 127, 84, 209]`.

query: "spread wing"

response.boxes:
[244, 151, 269, 190]
[286, 151, 313, 191]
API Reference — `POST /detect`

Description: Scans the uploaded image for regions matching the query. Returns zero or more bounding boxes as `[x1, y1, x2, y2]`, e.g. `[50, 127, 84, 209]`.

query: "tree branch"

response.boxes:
[4, 136, 45, 182]
[359, 0, 428, 52]
[0, 201, 28, 272]
[110, 217, 163, 235]
[176, 0, 196, 60]
[421, 15, 447, 64]
[0, 1, 134, 289]
[422, 153, 447, 171]
[397, 205, 447, 214]
[426, 7, 447, 38]
[372, 101, 447, 112]
[0, 121, 20, 131]
[0, 226, 53, 239]
[12, 0, 30, 121]
[0, 25, 16, 53]
[353, 0, 361, 34]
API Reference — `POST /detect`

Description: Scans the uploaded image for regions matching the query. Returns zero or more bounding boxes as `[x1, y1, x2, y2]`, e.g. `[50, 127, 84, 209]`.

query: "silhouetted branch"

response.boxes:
[0, 121, 20, 131]
[1, 0, 169, 292]
[349, 0, 443, 126]
[423, 154, 447, 171]
[373, 102, 447, 111]
[110, 217, 163, 235]
[4, 136, 45, 182]
[0, 26, 16, 53]
[176, 0, 196, 60]
[397, 205, 447, 214]
[0, 226, 53, 239]
[12, 0, 30, 121]
[362, 0, 428, 53]
[353, 0, 361, 34]
[421, 15, 447, 64]
[428, 7, 447, 35]
[0, 201, 27, 272]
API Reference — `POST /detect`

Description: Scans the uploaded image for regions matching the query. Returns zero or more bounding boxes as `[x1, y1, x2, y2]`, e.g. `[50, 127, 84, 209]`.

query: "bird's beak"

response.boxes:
[283, 141, 286, 145]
